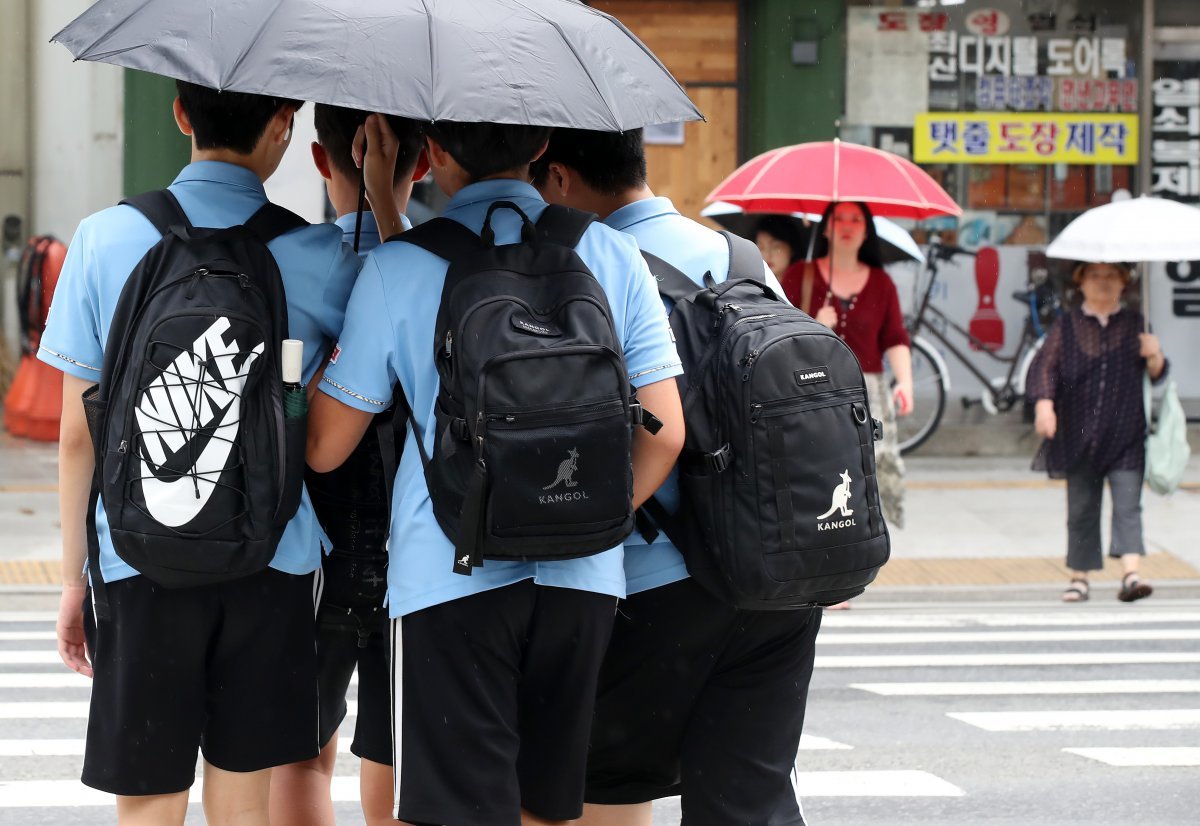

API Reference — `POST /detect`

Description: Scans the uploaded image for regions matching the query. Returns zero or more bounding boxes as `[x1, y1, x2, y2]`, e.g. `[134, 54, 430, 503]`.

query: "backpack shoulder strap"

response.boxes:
[120, 190, 192, 237]
[535, 204, 595, 248]
[395, 217, 484, 263]
[243, 202, 308, 244]
[720, 230, 766, 284]
[640, 249, 698, 305]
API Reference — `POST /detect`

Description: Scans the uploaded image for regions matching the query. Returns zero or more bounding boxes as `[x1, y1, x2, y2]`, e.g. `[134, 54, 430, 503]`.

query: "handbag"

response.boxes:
[1144, 374, 1190, 495]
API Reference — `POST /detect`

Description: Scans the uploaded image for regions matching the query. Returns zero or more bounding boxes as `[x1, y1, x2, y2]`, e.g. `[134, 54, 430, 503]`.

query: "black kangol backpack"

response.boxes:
[639, 235, 890, 609]
[399, 201, 657, 575]
[82, 190, 308, 596]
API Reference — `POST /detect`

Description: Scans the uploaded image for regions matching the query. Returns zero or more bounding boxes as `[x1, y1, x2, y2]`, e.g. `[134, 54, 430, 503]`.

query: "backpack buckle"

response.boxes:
[708, 443, 733, 473]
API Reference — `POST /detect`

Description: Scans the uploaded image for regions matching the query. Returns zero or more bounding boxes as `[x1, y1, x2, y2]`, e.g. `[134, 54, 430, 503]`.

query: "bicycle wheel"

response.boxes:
[889, 335, 948, 455]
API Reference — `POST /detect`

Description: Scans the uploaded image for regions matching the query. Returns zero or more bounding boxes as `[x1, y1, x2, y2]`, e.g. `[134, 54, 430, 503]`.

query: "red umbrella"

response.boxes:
[707, 139, 961, 220]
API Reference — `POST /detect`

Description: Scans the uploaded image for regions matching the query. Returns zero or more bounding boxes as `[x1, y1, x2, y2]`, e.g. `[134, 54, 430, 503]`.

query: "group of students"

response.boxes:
[43, 82, 824, 826]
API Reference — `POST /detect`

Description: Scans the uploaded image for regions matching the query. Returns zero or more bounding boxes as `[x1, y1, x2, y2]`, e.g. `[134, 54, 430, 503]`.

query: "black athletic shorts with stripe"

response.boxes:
[81, 568, 319, 796]
[392, 579, 616, 826]
[585, 577, 823, 826]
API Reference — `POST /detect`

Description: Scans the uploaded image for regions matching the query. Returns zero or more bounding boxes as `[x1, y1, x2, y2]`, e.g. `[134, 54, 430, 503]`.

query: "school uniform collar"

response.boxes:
[333, 210, 413, 234]
[446, 178, 542, 212]
[172, 161, 268, 196]
[604, 197, 678, 231]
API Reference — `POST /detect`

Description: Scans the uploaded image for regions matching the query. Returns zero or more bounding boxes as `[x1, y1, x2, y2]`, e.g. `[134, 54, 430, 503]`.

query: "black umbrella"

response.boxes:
[701, 203, 925, 265]
[53, 0, 703, 130]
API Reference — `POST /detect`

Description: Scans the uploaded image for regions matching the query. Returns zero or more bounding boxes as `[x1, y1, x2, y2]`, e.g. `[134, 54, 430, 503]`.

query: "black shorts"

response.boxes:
[81, 568, 319, 796]
[315, 563, 392, 765]
[394, 580, 616, 826]
[585, 577, 822, 826]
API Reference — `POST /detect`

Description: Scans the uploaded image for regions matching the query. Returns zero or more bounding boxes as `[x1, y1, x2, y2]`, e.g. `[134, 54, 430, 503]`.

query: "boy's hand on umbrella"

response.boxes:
[353, 114, 405, 240]
[815, 305, 838, 328]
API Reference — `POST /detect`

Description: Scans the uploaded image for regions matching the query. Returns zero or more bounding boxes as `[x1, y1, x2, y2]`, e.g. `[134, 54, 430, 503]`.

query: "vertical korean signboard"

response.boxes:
[1150, 62, 1200, 398]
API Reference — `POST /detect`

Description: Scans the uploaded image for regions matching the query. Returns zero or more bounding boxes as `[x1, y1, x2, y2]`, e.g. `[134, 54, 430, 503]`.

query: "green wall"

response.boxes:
[122, 70, 190, 196]
[745, 0, 846, 158]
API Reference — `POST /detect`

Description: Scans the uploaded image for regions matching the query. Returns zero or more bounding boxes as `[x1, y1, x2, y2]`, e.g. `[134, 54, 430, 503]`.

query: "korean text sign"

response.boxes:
[914, 112, 1139, 164]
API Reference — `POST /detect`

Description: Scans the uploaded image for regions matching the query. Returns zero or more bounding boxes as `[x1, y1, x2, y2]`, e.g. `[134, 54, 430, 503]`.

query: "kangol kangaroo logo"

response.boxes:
[817, 470, 856, 530]
[543, 447, 580, 490]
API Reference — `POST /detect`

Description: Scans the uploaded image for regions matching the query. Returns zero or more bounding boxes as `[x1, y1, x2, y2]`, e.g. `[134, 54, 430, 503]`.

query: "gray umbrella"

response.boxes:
[53, 0, 703, 130]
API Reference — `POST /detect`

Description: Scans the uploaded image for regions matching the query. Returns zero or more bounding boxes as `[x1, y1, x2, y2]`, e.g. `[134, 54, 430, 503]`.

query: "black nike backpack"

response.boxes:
[81, 190, 308, 599]
[397, 201, 656, 575]
[639, 235, 890, 609]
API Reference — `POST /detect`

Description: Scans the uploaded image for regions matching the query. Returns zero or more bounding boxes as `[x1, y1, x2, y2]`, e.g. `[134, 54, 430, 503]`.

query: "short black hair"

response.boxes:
[313, 105, 425, 184]
[530, 128, 647, 196]
[175, 81, 302, 154]
[754, 215, 806, 264]
[812, 201, 884, 269]
[424, 121, 552, 182]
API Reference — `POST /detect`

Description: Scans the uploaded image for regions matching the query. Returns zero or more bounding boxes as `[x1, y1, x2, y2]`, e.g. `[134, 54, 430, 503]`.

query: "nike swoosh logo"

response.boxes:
[140, 399, 242, 528]
[133, 316, 264, 528]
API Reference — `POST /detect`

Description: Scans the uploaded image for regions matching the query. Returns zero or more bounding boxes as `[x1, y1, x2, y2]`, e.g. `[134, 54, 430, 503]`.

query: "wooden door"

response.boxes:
[589, 1, 739, 221]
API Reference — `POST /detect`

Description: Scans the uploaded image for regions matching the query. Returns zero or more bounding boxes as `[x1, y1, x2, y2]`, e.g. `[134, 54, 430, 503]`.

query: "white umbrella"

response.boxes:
[1045, 195, 1200, 263]
[700, 202, 925, 264]
[1046, 194, 1200, 332]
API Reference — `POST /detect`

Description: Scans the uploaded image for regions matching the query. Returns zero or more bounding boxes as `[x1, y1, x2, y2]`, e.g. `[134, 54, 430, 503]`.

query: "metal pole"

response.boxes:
[1141, 0, 1155, 332]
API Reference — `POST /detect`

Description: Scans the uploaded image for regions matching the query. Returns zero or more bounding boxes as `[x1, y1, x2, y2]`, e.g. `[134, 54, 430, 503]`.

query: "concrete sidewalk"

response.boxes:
[2, 429, 1198, 593]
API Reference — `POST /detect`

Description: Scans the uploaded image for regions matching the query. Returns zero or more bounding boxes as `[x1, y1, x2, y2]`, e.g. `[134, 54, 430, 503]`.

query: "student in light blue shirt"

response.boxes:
[533, 127, 822, 826]
[307, 120, 685, 826]
[272, 106, 428, 826]
[39, 82, 359, 826]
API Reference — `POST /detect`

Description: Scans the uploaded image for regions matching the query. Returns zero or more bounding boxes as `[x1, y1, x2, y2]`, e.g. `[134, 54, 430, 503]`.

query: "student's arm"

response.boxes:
[57, 375, 94, 677]
[631, 377, 684, 509]
[307, 393, 375, 473]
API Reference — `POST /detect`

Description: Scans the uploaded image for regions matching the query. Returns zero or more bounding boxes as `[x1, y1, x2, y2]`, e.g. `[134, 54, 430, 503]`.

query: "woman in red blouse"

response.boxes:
[781, 202, 914, 532]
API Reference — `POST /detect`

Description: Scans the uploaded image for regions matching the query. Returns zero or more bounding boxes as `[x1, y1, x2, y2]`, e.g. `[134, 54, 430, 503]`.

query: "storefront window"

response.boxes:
[843, 0, 1143, 247]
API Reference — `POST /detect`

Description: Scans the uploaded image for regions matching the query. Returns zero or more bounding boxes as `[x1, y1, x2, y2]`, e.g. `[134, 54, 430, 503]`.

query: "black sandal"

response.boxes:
[1061, 578, 1089, 602]
[1118, 573, 1153, 603]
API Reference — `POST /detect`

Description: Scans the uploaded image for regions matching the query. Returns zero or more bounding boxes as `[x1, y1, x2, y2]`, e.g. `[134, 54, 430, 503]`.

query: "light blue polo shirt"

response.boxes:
[605, 196, 784, 595]
[334, 209, 413, 256]
[38, 160, 362, 584]
[320, 179, 682, 617]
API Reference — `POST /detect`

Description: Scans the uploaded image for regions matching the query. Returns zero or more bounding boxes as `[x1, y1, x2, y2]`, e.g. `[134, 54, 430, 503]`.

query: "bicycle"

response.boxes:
[891, 240, 1061, 454]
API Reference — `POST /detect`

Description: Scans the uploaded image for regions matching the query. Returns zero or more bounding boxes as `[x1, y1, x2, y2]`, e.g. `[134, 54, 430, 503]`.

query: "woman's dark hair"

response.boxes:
[812, 201, 884, 269]
[175, 81, 301, 154]
[754, 215, 806, 264]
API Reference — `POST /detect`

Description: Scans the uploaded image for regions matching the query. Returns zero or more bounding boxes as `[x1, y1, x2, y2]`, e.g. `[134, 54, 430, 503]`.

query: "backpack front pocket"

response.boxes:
[483, 397, 631, 547]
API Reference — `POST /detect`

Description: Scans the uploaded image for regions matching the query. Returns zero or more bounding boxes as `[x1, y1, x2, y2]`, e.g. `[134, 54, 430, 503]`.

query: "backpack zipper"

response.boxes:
[749, 387, 864, 423]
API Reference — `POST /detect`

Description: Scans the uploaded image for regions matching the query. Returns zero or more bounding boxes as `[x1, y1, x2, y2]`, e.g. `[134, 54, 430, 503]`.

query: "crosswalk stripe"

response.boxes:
[0, 632, 55, 641]
[850, 679, 1200, 696]
[0, 700, 359, 719]
[791, 770, 964, 797]
[0, 770, 965, 808]
[820, 611, 1200, 629]
[817, 652, 1200, 668]
[818, 629, 1200, 645]
[0, 739, 84, 756]
[0, 673, 91, 688]
[0, 729, 851, 761]
[948, 709, 1200, 732]
[0, 613, 56, 623]
[1063, 747, 1200, 767]
[0, 652, 60, 665]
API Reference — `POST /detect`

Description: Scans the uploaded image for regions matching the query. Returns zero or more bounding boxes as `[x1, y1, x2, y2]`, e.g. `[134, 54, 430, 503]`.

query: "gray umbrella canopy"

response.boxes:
[53, 0, 702, 130]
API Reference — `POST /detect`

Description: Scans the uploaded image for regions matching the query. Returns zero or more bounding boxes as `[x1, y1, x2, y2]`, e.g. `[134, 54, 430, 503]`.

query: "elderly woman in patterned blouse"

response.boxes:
[1026, 262, 1168, 603]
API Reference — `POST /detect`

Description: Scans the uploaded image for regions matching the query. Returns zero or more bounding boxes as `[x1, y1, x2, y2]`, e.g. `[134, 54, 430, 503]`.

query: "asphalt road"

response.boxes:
[2, 596, 1198, 825]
